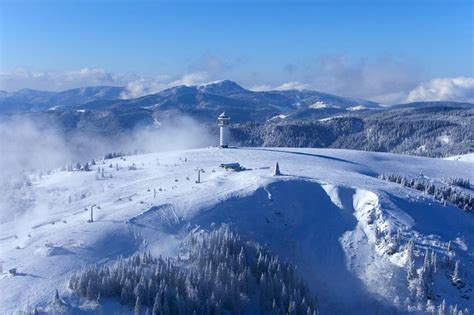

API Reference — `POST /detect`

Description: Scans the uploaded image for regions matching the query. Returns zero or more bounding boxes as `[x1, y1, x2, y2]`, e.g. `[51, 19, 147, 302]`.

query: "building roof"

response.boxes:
[218, 112, 230, 119]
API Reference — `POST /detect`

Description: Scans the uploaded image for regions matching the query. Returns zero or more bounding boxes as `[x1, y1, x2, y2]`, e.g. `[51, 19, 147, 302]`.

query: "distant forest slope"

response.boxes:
[1, 81, 472, 158]
[229, 106, 473, 157]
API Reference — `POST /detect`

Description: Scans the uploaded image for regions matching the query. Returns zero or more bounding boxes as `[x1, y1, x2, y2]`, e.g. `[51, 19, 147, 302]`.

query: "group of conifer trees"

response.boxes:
[379, 173, 473, 211]
[446, 177, 471, 189]
[68, 225, 318, 314]
[405, 240, 469, 314]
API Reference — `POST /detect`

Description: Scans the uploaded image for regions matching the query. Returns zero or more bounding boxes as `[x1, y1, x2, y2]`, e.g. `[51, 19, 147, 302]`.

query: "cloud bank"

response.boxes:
[119, 72, 213, 99]
[312, 55, 422, 104]
[1, 55, 473, 104]
[0, 68, 124, 92]
[255, 56, 473, 104]
[0, 68, 214, 99]
[406, 77, 474, 103]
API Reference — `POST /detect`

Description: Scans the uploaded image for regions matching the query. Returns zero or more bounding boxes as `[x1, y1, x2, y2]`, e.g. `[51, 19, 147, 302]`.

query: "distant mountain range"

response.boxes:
[1, 80, 472, 157]
[0, 86, 125, 113]
[0, 80, 379, 118]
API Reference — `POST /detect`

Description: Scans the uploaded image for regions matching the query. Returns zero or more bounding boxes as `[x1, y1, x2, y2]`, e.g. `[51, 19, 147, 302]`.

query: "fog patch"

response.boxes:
[0, 114, 213, 224]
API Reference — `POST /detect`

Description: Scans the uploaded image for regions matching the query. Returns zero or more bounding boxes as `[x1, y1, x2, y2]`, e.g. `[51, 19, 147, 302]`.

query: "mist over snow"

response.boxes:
[0, 114, 212, 223]
[0, 116, 73, 181]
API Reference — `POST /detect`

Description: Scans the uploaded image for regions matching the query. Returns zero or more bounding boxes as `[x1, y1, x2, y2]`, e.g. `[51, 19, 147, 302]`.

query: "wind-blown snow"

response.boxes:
[0, 148, 472, 314]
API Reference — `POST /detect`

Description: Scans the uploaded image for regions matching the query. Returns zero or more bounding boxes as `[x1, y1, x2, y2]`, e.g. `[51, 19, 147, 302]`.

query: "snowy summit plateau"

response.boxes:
[1, 142, 473, 314]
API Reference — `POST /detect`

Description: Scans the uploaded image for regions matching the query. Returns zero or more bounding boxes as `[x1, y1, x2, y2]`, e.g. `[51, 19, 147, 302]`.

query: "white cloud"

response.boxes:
[119, 72, 211, 99]
[249, 84, 273, 92]
[189, 54, 233, 73]
[248, 82, 309, 92]
[0, 67, 215, 99]
[406, 76, 474, 103]
[271, 56, 472, 104]
[1, 62, 473, 105]
[170, 72, 210, 87]
[275, 81, 309, 91]
[308, 55, 422, 103]
[119, 75, 172, 99]
[119, 80, 160, 99]
[264, 55, 425, 103]
[369, 91, 410, 105]
[0, 67, 126, 91]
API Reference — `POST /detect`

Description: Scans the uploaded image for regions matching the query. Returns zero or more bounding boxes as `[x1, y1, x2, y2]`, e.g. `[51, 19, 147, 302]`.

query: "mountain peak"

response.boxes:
[199, 80, 247, 95]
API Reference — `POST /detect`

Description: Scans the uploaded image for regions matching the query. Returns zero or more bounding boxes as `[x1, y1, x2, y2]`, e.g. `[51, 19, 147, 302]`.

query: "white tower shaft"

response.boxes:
[218, 112, 230, 148]
[220, 125, 229, 148]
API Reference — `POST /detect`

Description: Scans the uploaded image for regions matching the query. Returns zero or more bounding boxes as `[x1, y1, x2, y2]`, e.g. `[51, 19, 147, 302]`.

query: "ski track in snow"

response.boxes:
[0, 147, 473, 314]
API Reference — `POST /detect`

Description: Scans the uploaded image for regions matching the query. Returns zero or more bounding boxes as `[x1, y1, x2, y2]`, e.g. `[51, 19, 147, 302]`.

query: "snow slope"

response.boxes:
[444, 153, 474, 163]
[0, 148, 473, 314]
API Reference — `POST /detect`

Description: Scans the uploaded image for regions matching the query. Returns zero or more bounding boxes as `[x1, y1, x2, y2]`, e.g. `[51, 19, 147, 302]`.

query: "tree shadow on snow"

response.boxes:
[243, 147, 363, 166]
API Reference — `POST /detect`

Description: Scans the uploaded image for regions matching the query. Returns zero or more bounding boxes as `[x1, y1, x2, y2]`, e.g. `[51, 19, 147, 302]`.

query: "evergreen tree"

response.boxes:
[438, 299, 446, 315]
[134, 296, 142, 315]
[406, 240, 417, 281]
[53, 289, 61, 305]
[152, 292, 161, 315]
[452, 260, 462, 284]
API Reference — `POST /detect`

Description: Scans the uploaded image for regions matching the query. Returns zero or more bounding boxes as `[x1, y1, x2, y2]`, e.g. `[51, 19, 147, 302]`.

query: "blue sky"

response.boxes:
[1, 0, 473, 103]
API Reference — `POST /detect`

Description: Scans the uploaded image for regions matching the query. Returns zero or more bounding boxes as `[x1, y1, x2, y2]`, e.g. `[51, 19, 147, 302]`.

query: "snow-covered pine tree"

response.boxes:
[447, 241, 453, 252]
[438, 299, 446, 315]
[423, 249, 435, 299]
[134, 296, 142, 315]
[452, 260, 462, 284]
[431, 250, 438, 273]
[152, 292, 160, 315]
[53, 289, 61, 305]
[406, 240, 417, 282]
